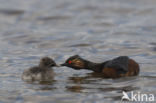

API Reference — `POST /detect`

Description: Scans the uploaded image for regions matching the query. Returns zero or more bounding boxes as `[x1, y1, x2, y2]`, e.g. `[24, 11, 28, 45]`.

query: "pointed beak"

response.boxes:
[55, 64, 60, 67]
[61, 63, 68, 66]
[50, 63, 60, 67]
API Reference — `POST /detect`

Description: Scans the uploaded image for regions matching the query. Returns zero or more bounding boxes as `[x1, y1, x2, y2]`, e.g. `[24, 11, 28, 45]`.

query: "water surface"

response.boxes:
[0, 0, 156, 103]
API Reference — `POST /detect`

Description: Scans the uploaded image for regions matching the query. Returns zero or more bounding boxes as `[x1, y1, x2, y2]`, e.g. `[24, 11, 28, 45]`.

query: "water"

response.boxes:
[0, 0, 156, 102]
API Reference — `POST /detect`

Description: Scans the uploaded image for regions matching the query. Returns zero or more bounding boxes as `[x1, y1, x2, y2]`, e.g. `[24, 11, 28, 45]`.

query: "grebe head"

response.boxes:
[39, 57, 58, 68]
[61, 55, 85, 70]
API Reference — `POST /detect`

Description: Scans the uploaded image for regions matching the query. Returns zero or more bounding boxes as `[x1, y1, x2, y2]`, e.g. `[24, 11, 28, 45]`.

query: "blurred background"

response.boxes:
[0, 0, 156, 103]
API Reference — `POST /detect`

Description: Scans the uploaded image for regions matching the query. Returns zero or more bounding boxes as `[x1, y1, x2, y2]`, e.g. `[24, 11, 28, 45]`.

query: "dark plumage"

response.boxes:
[22, 57, 58, 82]
[61, 55, 140, 78]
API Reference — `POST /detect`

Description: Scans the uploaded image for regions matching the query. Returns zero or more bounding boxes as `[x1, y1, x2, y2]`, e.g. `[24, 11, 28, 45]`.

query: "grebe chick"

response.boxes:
[22, 57, 58, 82]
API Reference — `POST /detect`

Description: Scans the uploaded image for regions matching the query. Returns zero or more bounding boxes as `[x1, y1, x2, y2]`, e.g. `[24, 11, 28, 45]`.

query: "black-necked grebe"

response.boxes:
[61, 55, 140, 78]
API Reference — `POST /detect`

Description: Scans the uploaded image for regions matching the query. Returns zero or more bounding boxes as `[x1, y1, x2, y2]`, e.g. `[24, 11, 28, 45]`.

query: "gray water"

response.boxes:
[0, 0, 156, 103]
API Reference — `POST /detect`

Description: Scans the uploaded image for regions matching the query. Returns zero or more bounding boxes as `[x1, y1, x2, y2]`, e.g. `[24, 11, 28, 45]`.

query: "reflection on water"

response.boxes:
[0, 0, 156, 103]
[0, 9, 24, 15]
[24, 80, 56, 86]
[66, 72, 140, 93]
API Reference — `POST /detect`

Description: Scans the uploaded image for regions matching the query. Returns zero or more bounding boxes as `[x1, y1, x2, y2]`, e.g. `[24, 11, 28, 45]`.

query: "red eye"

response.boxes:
[68, 60, 72, 64]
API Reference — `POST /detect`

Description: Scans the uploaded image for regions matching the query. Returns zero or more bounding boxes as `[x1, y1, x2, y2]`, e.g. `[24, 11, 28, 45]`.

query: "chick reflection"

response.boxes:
[36, 80, 57, 91]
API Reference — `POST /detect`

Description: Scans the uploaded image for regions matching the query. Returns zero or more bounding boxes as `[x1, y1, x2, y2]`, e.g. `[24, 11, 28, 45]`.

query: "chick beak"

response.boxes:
[50, 63, 60, 67]
[61, 63, 68, 66]
[55, 64, 60, 67]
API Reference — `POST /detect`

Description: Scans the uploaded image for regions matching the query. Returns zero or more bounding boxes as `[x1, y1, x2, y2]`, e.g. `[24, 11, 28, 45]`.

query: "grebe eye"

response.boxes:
[68, 60, 72, 64]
